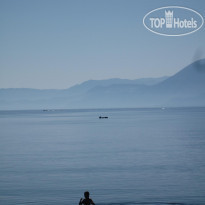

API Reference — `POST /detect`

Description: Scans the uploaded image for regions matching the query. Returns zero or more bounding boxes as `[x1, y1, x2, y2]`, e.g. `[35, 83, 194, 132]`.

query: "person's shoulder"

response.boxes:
[89, 198, 95, 204]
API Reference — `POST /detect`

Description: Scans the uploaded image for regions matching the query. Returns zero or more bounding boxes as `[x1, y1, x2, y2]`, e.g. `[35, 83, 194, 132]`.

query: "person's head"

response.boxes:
[84, 191, 90, 199]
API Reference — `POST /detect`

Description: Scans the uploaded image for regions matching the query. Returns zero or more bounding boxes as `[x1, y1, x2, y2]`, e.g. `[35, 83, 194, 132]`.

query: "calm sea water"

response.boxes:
[0, 108, 205, 205]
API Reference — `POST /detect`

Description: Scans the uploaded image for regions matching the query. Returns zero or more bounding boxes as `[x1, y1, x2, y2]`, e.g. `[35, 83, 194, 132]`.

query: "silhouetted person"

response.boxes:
[79, 191, 95, 205]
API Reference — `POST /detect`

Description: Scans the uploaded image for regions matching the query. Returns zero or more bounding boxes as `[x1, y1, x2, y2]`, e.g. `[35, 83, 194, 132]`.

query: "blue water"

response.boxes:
[0, 108, 205, 205]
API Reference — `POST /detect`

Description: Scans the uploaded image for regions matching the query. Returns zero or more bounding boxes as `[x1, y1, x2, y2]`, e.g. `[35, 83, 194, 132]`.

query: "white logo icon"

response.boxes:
[165, 10, 173, 28]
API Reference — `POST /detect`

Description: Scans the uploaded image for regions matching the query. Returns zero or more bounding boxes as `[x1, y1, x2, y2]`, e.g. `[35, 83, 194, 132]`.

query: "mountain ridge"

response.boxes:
[0, 59, 205, 110]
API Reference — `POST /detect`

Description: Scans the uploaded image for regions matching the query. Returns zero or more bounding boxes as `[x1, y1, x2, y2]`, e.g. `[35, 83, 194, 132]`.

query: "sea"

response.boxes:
[0, 107, 205, 205]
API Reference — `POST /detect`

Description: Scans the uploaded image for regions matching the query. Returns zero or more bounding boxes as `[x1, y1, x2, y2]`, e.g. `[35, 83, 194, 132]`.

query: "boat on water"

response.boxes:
[99, 116, 108, 119]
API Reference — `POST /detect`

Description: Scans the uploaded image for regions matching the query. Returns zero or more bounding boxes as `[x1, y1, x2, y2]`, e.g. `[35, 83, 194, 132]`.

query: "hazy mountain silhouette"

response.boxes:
[76, 59, 205, 108]
[152, 58, 205, 106]
[64, 77, 168, 95]
[0, 77, 167, 109]
[0, 59, 205, 109]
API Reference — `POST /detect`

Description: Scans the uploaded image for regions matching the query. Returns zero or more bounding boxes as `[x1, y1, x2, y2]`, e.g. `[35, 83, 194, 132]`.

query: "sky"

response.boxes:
[0, 0, 205, 89]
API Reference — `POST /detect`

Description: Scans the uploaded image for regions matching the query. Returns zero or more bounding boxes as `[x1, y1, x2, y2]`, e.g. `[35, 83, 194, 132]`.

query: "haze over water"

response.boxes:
[0, 108, 205, 205]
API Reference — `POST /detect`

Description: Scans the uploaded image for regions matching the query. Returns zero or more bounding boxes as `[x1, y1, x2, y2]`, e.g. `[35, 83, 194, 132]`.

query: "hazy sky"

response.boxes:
[0, 0, 205, 89]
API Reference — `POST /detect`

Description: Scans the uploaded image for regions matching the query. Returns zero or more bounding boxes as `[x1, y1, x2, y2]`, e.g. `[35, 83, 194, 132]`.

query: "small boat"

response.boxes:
[99, 116, 108, 119]
[42, 109, 55, 112]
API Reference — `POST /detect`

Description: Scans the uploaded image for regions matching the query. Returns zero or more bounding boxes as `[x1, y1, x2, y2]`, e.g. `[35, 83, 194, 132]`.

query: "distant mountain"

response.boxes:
[0, 76, 168, 110]
[80, 59, 205, 108]
[152, 58, 205, 106]
[0, 59, 205, 110]
[65, 76, 168, 94]
[156, 59, 205, 93]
